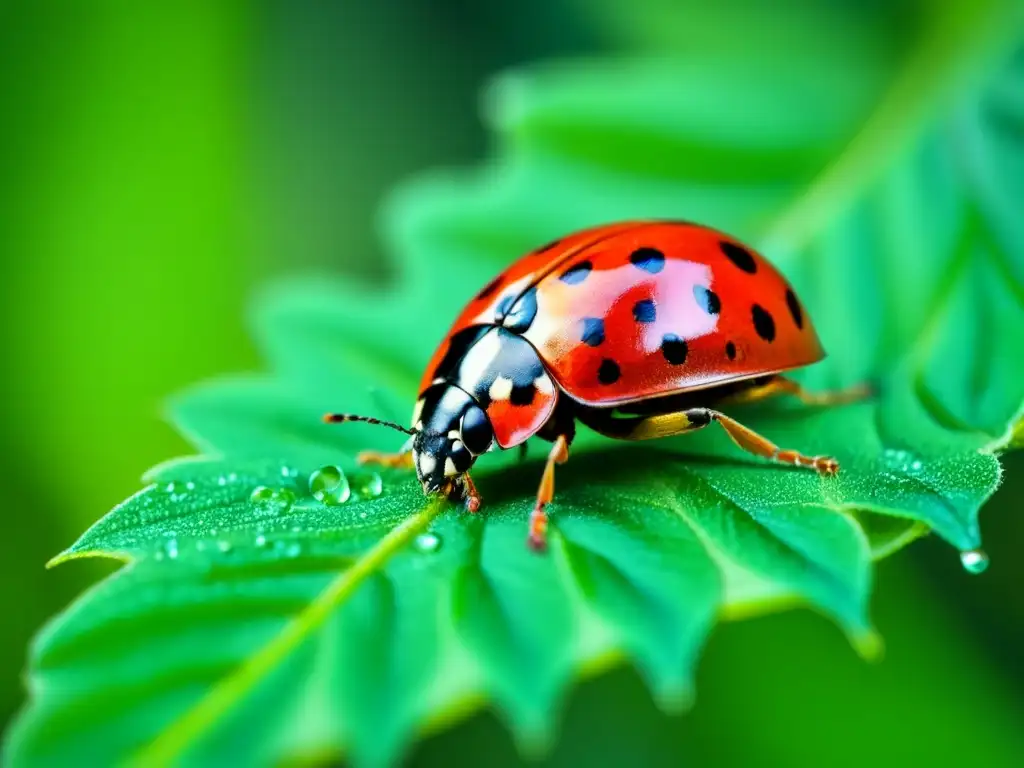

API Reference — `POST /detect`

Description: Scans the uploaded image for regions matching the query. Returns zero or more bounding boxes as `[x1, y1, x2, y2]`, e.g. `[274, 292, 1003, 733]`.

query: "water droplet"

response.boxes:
[250, 486, 274, 502]
[217, 476, 228, 486]
[359, 511, 367, 520]
[309, 465, 351, 505]
[249, 486, 296, 515]
[413, 531, 442, 554]
[165, 481, 178, 493]
[284, 542, 302, 558]
[164, 538, 179, 560]
[281, 465, 298, 479]
[217, 540, 232, 553]
[228, 472, 238, 482]
[255, 534, 267, 548]
[960, 548, 989, 575]
[356, 471, 383, 499]
[185, 481, 196, 491]
[910, 460, 923, 472]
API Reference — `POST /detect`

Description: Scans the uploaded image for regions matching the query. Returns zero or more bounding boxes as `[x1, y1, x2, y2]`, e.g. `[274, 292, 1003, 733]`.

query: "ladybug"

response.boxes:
[326, 221, 865, 550]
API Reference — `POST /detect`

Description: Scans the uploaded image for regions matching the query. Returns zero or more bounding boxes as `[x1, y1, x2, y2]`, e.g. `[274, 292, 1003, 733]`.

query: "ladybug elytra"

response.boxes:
[327, 221, 866, 550]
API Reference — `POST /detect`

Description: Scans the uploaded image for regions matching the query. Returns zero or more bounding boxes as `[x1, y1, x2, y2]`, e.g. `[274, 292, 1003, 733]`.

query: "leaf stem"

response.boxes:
[133, 497, 447, 767]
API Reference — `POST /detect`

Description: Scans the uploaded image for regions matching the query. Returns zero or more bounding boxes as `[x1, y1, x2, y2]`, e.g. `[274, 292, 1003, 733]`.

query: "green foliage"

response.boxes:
[7, 2, 1024, 766]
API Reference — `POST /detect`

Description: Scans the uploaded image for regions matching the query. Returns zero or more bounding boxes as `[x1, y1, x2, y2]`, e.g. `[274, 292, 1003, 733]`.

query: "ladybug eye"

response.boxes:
[460, 405, 493, 455]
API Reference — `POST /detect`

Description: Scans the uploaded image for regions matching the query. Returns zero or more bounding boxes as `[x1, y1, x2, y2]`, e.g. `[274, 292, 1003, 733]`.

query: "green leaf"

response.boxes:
[8, 4, 1024, 767]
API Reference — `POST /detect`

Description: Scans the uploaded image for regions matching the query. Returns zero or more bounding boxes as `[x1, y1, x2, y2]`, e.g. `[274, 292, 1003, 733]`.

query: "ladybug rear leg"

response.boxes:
[722, 377, 872, 408]
[578, 407, 838, 475]
[528, 434, 571, 552]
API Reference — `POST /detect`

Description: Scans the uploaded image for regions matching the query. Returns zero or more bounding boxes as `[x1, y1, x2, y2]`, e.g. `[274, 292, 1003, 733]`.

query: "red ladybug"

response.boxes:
[327, 221, 864, 550]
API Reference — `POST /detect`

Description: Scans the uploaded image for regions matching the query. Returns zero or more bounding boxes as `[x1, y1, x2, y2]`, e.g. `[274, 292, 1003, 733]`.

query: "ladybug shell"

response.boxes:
[420, 220, 824, 419]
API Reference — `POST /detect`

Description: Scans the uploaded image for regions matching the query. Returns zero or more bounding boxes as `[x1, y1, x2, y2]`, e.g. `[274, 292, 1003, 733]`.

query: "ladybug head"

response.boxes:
[410, 384, 493, 497]
[322, 382, 494, 502]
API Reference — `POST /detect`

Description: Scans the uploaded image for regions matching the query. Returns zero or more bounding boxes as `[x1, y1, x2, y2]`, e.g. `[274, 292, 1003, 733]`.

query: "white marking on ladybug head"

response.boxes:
[444, 457, 458, 477]
[447, 429, 461, 440]
[535, 374, 554, 395]
[489, 375, 514, 402]
[419, 453, 437, 476]
[452, 440, 465, 454]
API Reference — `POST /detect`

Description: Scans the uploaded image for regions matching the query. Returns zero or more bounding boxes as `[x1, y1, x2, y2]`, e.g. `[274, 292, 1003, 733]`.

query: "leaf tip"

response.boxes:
[851, 627, 885, 662]
[651, 678, 696, 716]
[45, 548, 131, 570]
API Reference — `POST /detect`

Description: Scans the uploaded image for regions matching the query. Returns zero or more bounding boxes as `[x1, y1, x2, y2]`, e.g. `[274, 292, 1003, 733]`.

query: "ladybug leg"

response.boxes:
[689, 408, 839, 475]
[528, 434, 571, 552]
[579, 407, 837, 475]
[721, 377, 872, 407]
[461, 472, 482, 513]
[356, 449, 415, 470]
[772, 378, 873, 407]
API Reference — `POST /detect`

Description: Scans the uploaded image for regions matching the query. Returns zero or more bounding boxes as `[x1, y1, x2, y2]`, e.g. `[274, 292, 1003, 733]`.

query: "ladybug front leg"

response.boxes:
[356, 450, 415, 470]
[528, 434, 570, 552]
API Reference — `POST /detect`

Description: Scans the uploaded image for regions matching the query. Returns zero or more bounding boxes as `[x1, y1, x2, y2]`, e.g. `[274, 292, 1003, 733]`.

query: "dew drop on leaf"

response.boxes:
[280, 465, 298, 479]
[163, 538, 179, 560]
[413, 531, 442, 554]
[355, 471, 383, 499]
[309, 465, 351, 505]
[960, 548, 989, 574]
[249, 486, 296, 515]
[217, 540, 232, 554]
[255, 534, 267, 548]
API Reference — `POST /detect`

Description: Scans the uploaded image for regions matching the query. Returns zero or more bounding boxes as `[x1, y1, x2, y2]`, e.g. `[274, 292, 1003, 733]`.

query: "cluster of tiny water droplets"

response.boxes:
[882, 448, 924, 474]
[164, 480, 196, 503]
[307, 465, 384, 505]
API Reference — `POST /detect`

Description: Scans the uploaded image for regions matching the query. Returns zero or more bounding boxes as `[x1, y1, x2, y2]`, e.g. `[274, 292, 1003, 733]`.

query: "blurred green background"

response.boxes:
[1, 1, 1021, 765]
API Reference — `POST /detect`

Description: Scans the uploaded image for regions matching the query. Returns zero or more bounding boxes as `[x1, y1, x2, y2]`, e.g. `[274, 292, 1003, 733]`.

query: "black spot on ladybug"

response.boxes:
[534, 238, 561, 254]
[500, 287, 538, 334]
[752, 304, 775, 342]
[477, 276, 502, 300]
[661, 334, 688, 365]
[721, 241, 757, 274]
[598, 359, 621, 385]
[785, 288, 804, 329]
[510, 383, 536, 406]
[633, 299, 656, 323]
[581, 317, 605, 347]
[726, 341, 737, 360]
[693, 284, 721, 315]
[559, 261, 592, 285]
[629, 247, 665, 274]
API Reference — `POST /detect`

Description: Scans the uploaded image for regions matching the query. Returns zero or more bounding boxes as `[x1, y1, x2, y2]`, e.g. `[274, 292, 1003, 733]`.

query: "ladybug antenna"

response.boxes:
[322, 412, 416, 436]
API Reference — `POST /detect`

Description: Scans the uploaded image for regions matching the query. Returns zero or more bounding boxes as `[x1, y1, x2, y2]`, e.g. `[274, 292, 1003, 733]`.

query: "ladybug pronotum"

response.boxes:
[326, 221, 866, 551]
